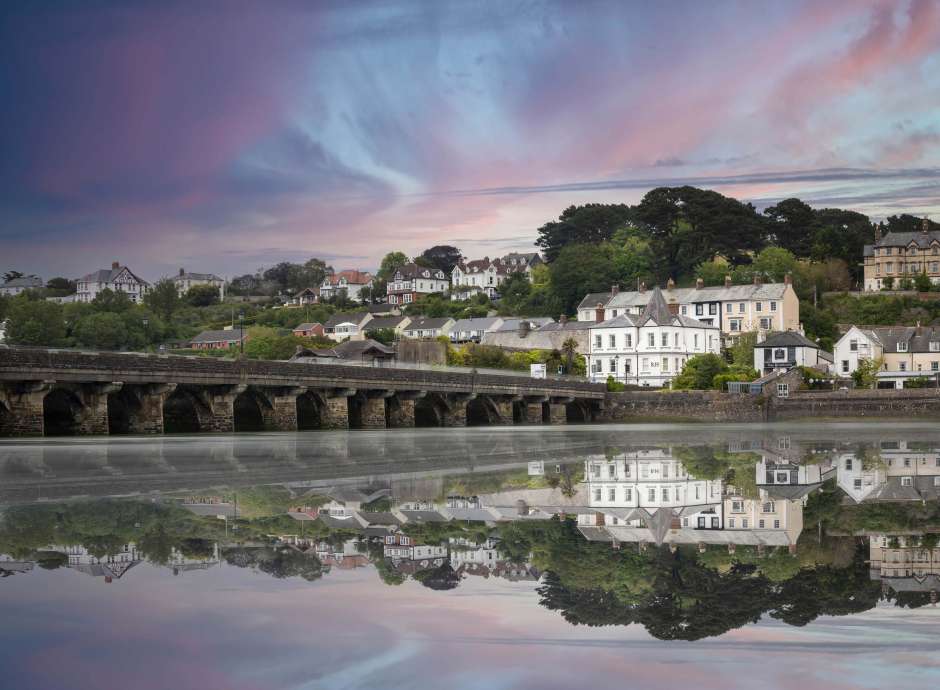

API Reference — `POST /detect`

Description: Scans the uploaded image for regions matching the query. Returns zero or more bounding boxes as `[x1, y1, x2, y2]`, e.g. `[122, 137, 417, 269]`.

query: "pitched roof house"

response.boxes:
[76, 262, 150, 303]
[754, 331, 830, 374]
[320, 270, 374, 301]
[189, 329, 248, 350]
[0, 275, 43, 296]
[386, 263, 449, 305]
[402, 316, 456, 339]
[323, 311, 373, 342]
[292, 322, 325, 338]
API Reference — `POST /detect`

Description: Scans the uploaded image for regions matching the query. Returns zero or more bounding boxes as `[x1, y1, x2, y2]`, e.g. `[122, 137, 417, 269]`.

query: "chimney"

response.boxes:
[112, 261, 120, 270]
[595, 303, 605, 323]
[924, 217, 931, 235]
[611, 284, 619, 295]
[695, 277, 704, 290]
[667, 302, 679, 316]
[753, 274, 762, 286]
[639, 281, 646, 294]
[560, 314, 568, 325]
[874, 221, 883, 242]
[518, 320, 531, 337]
[784, 272, 792, 285]
[666, 277, 676, 290]
[724, 274, 732, 288]
[179, 267, 185, 277]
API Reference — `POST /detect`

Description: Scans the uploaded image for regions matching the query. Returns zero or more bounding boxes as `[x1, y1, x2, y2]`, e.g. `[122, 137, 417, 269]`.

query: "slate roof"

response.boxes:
[862, 326, 940, 353]
[80, 265, 149, 285]
[189, 329, 246, 344]
[492, 317, 554, 332]
[394, 263, 447, 280]
[177, 271, 222, 281]
[873, 229, 940, 249]
[405, 316, 454, 331]
[323, 270, 373, 286]
[451, 317, 503, 332]
[579, 282, 790, 311]
[332, 339, 396, 358]
[293, 322, 322, 331]
[756, 331, 820, 349]
[324, 312, 369, 328]
[363, 316, 408, 330]
[1, 276, 43, 289]
[638, 287, 674, 326]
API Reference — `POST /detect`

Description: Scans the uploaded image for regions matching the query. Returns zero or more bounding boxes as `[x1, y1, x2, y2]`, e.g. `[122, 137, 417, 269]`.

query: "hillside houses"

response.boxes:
[76, 261, 149, 303]
[450, 252, 542, 300]
[863, 218, 940, 291]
[387, 263, 449, 305]
[320, 270, 373, 301]
[577, 277, 799, 341]
[0, 275, 43, 296]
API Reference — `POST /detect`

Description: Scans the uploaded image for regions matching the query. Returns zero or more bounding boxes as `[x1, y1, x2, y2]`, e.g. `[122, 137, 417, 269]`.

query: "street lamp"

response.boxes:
[238, 310, 245, 355]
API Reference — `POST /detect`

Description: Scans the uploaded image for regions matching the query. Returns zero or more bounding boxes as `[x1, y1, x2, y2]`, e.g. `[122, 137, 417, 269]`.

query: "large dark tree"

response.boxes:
[415, 245, 462, 276]
[536, 204, 634, 262]
[635, 186, 767, 279]
[548, 243, 620, 314]
[810, 208, 873, 283]
[764, 198, 817, 257]
[884, 214, 940, 235]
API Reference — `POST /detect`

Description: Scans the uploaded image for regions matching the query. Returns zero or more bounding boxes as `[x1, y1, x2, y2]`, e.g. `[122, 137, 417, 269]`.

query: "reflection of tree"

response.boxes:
[413, 563, 460, 590]
[770, 554, 880, 626]
[223, 546, 323, 582]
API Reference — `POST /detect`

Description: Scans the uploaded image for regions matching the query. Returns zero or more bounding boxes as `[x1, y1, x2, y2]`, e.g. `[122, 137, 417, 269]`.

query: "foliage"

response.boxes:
[144, 279, 182, 320]
[548, 242, 621, 314]
[851, 357, 883, 388]
[242, 326, 310, 360]
[3, 294, 67, 346]
[727, 331, 757, 367]
[606, 375, 625, 392]
[364, 327, 397, 345]
[535, 203, 634, 262]
[415, 245, 462, 276]
[670, 354, 729, 390]
[185, 284, 221, 307]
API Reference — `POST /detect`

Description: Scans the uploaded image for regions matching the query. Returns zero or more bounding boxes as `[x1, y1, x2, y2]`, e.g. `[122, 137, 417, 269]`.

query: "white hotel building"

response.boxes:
[585, 287, 720, 386]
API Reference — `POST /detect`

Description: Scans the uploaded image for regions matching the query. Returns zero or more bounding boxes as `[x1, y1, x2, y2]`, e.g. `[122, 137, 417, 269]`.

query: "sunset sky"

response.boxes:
[2, 563, 939, 690]
[2, 0, 939, 279]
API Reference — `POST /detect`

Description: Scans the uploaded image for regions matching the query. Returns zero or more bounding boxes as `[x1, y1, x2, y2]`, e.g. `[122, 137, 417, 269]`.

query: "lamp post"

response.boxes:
[238, 310, 245, 355]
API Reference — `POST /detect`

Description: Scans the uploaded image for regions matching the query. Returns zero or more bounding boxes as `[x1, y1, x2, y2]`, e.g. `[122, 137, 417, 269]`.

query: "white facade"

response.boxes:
[387, 264, 449, 305]
[0, 276, 43, 296]
[76, 263, 149, 303]
[320, 270, 374, 302]
[450, 253, 540, 300]
[582, 449, 724, 529]
[833, 326, 881, 377]
[585, 288, 720, 386]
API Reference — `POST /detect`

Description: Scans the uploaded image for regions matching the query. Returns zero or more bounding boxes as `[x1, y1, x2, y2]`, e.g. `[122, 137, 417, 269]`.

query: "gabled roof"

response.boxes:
[394, 263, 447, 280]
[638, 287, 674, 326]
[80, 265, 149, 286]
[582, 282, 791, 312]
[363, 315, 408, 330]
[451, 317, 503, 331]
[757, 331, 820, 349]
[293, 322, 322, 331]
[323, 270, 373, 286]
[873, 229, 940, 249]
[332, 338, 396, 358]
[405, 316, 454, 331]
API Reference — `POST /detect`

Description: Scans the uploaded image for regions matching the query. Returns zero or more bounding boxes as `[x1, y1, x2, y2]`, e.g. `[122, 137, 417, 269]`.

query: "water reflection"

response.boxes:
[3, 427, 940, 647]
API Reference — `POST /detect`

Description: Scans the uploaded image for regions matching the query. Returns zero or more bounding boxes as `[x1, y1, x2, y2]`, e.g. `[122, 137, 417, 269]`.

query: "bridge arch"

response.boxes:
[415, 393, 449, 427]
[466, 396, 501, 426]
[233, 388, 272, 432]
[565, 399, 593, 423]
[0, 399, 11, 436]
[43, 387, 84, 436]
[296, 391, 326, 431]
[107, 387, 141, 435]
[163, 387, 207, 434]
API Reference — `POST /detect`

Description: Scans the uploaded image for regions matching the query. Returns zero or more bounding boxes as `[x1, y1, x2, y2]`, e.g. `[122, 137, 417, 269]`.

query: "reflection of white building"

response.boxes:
[581, 448, 724, 530]
[755, 454, 834, 501]
[449, 537, 502, 571]
[167, 544, 220, 575]
[722, 495, 803, 544]
[62, 543, 141, 582]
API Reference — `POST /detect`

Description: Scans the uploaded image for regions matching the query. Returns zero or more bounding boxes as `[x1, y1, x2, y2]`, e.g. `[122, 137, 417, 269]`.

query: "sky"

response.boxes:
[1, 0, 940, 281]
[2, 562, 940, 690]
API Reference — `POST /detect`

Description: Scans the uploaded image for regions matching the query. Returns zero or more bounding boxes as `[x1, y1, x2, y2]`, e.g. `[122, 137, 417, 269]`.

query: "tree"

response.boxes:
[4, 296, 66, 346]
[415, 245, 462, 276]
[90, 288, 133, 313]
[2, 270, 24, 282]
[727, 332, 757, 368]
[764, 198, 817, 257]
[185, 284, 221, 307]
[734, 247, 799, 284]
[915, 271, 932, 293]
[882, 276, 894, 290]
[364, 328, 396, 345]
[536, 204, 634, 262]
[851, 357, 884, 388]
[376, 252, 410, 282]
[144, 279, 181, 320]
[72, 312, 129, 350]
[242, 327, 306, 360]
[301, 258, 332, 288]
[810, 208, 872, 282]
[561, 337, 579, 375]
[548, 243, 620, 314]
[670, 354, 729, 390]
[45, 277, 76, 295]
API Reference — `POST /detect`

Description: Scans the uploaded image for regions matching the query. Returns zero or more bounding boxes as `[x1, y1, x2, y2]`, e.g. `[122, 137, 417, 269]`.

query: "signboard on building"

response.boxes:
[530, 363, 546, 379]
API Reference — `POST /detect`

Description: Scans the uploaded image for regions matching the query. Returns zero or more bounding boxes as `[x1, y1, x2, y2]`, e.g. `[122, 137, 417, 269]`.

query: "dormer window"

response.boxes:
[930, 342, 940, 352]
[901, 476, 913, 487]
[898, 342, 908, 352]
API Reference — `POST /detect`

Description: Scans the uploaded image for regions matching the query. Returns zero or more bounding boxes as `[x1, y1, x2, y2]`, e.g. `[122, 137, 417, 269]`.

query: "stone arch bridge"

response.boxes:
[0, 348, 605, 437]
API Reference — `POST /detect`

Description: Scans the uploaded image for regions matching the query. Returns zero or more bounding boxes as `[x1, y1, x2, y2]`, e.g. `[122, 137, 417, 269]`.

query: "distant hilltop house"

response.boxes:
[450, 252, 542, 301]
[863, 217, 940, 291]
[320, 270, 374, 302]
[188, 328, 248, 350]
[0, 275, 43, 296]
[585, 287, 721, 386]
[577, 276, 799, 342]
[173, 268, 225, 299]
[834, 325, 940, 387]
[76, 261, 149, 303]
[289, 287, 320, 306]
[753, 331, 832, 375]
[386, 263, 449, 305]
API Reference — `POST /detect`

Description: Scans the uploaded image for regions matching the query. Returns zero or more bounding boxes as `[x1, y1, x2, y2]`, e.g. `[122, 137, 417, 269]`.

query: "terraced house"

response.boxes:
[863, 218, 940, 291]
[577, 276, 799, 342]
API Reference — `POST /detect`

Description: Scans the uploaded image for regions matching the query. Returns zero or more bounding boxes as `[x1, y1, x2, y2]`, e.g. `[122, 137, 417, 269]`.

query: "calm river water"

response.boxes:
[1, 423, 939, 690]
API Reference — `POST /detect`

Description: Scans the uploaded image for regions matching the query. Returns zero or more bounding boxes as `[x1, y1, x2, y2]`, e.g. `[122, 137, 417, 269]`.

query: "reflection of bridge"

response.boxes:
[0, 347, 604, 436]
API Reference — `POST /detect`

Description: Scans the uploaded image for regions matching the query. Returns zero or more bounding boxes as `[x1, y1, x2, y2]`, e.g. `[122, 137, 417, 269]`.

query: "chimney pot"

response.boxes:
[639, 281, 646, 293]
[112, 261, 120, 270]
[784, 272, 792, 285]
[179, 268, 185, 276]
[724, 274, 732, 288]
[695, 277, 704, 289]
[560, 314, 568, 325]
[753, 274, 762, 285]
[666, 277, 676, 290]
[611, 284, 619, 295]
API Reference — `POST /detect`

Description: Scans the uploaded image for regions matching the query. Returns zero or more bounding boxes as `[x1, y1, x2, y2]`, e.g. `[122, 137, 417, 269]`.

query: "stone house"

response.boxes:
[863, 218, 940, 291]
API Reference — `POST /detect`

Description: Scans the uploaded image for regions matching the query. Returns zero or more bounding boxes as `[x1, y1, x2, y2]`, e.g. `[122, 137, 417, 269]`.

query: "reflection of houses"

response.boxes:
[62, 544, 141, 582]
[449, 537, 501, 571]
[836, 441, 940, 503]
[0, 555, 34, 575]
[722, 496, 803, 544]
[384, 534, 447, 561]
[167, 544, 220, 575]
[755, 454, 834, 501]
[581, 449, 724, 529]
[869, 534, 940, 596]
